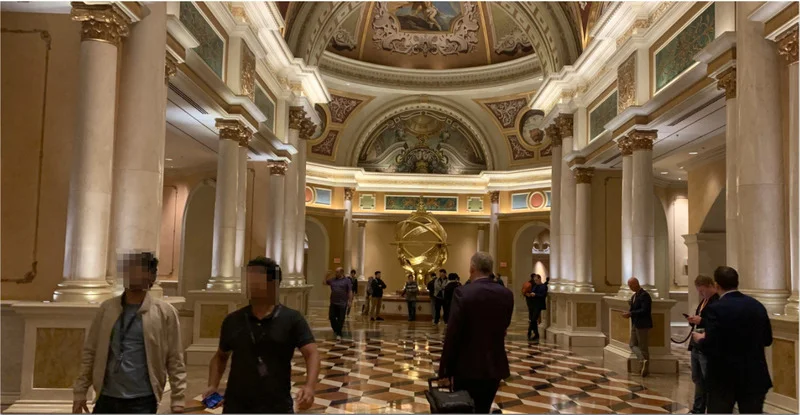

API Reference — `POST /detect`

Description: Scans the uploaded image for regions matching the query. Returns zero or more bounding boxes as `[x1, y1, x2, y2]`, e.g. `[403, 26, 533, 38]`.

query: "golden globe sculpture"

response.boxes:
[393, 197, 448, 288]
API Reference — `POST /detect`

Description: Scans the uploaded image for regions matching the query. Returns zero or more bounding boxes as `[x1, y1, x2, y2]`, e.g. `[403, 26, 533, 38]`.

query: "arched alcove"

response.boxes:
[178, 181, 215, 297]
[511, 221, 549, 311]
[306, 216, 330, 307]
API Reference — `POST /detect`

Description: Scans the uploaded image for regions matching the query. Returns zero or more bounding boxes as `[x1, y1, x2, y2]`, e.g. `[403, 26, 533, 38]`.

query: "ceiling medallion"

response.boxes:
[371, 1, 480, 57]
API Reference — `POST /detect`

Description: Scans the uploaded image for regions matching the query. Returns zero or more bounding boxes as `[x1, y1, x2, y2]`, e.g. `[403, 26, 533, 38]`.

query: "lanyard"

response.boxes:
[244, 305, 281, 347]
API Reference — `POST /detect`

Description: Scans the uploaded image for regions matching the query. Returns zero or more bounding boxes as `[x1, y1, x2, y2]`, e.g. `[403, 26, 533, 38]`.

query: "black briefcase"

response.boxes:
[425, 377, 475, 413]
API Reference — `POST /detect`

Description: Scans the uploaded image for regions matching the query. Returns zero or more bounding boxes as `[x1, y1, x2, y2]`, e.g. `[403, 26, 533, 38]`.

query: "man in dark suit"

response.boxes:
[622, 277, 652, 377]
[439, 252, 513, 413]
[693, 266, 773, 414]
[686, 274, 719, 414]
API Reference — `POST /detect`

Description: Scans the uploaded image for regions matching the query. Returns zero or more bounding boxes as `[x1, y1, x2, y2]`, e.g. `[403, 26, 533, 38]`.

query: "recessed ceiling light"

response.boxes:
[678, 178, 682, 180]
[660, 171, 668, 175]
[689, 151, 698, 155]
[165, 158, 173, 161]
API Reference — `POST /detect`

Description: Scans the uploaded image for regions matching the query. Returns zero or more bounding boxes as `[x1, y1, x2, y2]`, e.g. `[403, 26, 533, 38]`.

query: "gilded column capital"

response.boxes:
[715, 66, 736, 100]
[490, 191, 500, 204]
[556, 114, 574, 138]
[268, 160, 288, 176]
[628, 130, 657, 151]
[574, 167, 595, 184]
[617, 136, 633, 156]
[356, 220, 367, 228]
[545, 124, 562, 147]
[70, 2, 130, 46]
[215, 119, 252, 146]
[289, 106, 317, 140]
[165, 55, 178, 84]
[344, 188, 355, 201]
[777, 26, 798, 65]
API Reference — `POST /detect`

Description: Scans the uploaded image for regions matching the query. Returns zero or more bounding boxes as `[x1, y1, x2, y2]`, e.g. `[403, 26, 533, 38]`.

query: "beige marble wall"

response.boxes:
[33, 328, 84, 389]
[576, 302, 597, 328]
[199, 304, 228, 339]
[609, 309, 631, 344]
[772, 338, 797, 399]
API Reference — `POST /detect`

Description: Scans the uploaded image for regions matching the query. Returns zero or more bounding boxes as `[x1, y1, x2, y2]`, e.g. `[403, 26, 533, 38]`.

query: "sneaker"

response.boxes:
[376, 316, 384, 321]
[336, 335, 342, 341]
[641, 359, 649, 377]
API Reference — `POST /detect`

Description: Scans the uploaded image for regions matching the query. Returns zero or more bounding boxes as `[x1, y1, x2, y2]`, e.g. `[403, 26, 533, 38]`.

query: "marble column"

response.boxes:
[266, 161, 287, 262]
[558, 115, 576, 291]
[207, 120, 250, 291]
[778, 27, 799, 316]
[55, 4, 130, 302]
[716, 67, 739, 272]
[356, 220, 367, 278]
[616, 137, 634, 297]
[108, 3, 167, 296]
[477, 225, 486, 252]
[630, 130, 658, 297]
[736, 3, 788, 313]
[546, 124, 563, 292]
[489, 191, 499, 266]
[573, 167, 594, 292]
[233, 143, 248, 284]
[294, 139, 307, 279]
[343, 188, 354, 273]
[281, 136, 300, 279]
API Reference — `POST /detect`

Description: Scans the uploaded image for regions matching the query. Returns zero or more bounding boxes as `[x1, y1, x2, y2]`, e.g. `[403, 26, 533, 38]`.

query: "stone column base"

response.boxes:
[545, 292, 567, 344]
[557, 292, 607, 355]
[602, 296, 678, 374]
[765, 316, 799, 413]
[280, 284, 312, 316]
[185, 290, 245, 366]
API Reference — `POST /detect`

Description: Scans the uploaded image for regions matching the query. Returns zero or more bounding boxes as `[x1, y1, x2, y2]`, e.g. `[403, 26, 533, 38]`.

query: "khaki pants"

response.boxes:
[370, 297, 383, 318]
[630, 326, 650, 361]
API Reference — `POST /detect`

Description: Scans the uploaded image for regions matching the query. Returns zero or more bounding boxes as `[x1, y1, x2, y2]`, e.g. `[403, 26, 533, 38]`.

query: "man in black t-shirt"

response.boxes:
[204, 257, 321, 413]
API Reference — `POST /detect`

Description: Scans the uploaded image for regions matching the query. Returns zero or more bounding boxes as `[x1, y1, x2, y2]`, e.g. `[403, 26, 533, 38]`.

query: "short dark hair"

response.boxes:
[448, 273, 458, 281]
[429, 272, 436, 277]
[247, 256, 281, 282]
[350, 269, 357, 274]
[375, 270, 381, 276]
[139, 252, 158, 278]
[439, 268, 447, 274]
[530, 273, 541, 280]
[713, 266, 739, 290]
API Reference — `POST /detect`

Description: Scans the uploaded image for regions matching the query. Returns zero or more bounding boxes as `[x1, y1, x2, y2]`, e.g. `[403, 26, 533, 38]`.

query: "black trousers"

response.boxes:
[453, 378, 500, 414]
[93, 395, 157, 414]
[407, 300, 417, 321]
[329, 303, 347, 336]
[443, 300, 452, 323]
[433, 297, 444, 323]
[707, 388, 766, 414]
[526, 300, 542, 338]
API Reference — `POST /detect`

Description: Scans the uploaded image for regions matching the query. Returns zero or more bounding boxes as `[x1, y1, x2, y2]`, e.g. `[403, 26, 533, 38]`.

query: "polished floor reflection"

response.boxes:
[178, 307, 701, 414]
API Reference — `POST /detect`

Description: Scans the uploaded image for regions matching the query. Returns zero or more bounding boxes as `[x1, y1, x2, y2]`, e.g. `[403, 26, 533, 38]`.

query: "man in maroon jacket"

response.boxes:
[438, 252, 514, 413]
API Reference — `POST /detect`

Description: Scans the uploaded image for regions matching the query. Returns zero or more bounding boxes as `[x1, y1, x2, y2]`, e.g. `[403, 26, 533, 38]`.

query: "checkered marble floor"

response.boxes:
[183, 309, 690, 414]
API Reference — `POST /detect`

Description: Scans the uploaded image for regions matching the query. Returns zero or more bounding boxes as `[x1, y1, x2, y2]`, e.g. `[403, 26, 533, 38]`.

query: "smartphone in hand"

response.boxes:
[203, 392, 223, 409]
[682, 313, 689, 318]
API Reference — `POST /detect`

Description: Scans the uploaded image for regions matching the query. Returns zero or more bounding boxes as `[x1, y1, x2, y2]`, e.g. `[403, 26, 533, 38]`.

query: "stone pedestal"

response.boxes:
[546, 292, 567, 343]
[185, 291, 244, 366]
[603, 296, 677, 374]
[377, 294, 433, 321]
[553, 293, 606, 355]
[765, 316, 799, 413]
[280, 285, 312, 317]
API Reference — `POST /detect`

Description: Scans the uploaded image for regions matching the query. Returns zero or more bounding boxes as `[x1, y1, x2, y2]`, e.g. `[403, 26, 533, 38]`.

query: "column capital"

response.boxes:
[777, 26, 798, 65]
[490, 191, 500, 203]
[556, 114, 574, 138]
[356, 220, 367, 227]
[70, 3, 131, 46]
[617, 136, 633, 156]
[344, 187, 355, 201]
[289, 106, 317, 140]
[545, 124, 562, 147]
[628, 130, 657, 151]
[215, 119, 252, 146]
[574, 167, 595, 184]
[715, 66, 736, 100]
[165, 55, 178, 84]
[268, 160, 288, 175]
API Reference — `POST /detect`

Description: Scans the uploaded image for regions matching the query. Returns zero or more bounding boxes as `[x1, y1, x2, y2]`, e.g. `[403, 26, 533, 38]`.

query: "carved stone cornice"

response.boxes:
[70, 3, 130, 46]
[628, 130, 657, 151]
[715, 66, 736, 100]
[268, 160, 288, 176]
[490, 191, 500, 203]
[556, 114, 574, 138]
[777, 26, 798, 65]
[344, 187, 355, 201]
[574, 167, 595, 184]
[545, 124, 562, 147]
[617, 136, 633, 156]
[215, 119, 252, 146]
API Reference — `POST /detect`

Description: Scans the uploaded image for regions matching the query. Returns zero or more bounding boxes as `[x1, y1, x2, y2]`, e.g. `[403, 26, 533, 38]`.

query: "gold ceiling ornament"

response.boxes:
[240, 43, 256, 102]
[556, 114, 574, 138]
[574, 167, 595, 184]
[617, 136, 633, 156]
[268, 160, 288, 175]
[215, 119, 252, 145]
[393, 197, 448, 289]
[715, 66, 736, 100]
[776, 26, 798, 65]
[628, 130, 657, 151]
[617, 53, 637, 113]
[289, 106, 308, 130]
[70, 2, 131, 46]
[545, 124, 562, 147]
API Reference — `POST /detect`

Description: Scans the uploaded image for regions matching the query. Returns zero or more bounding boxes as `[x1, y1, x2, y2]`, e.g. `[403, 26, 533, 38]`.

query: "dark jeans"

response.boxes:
[690, 349, 709, 413]
[526, 300, 542, 338]
[707, 388, 766, 414]
[329, 303, 347, 336]
[433, 297, 444, 324]
[454, 378, 500, 414]
[407, 300, 417, 320]
[443, 301, 451, 323]
[93, 394, 157, 414]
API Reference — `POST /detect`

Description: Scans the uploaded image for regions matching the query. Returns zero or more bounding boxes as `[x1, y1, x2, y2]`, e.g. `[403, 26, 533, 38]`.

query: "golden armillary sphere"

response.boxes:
[393, 197, 448, 288]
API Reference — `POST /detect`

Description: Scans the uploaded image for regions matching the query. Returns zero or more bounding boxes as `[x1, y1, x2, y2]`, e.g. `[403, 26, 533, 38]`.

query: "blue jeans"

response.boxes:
[407, 301, 417, 321]
[691, 349, 709, 413]
[93, 395, 157, 414]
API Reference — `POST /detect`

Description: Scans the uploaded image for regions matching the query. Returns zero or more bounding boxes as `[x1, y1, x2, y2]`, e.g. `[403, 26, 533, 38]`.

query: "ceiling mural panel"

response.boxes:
[357, 109, 487, 174]
[476, 95, 551, 167]
[309, 91, 374, 160]
[328, 95, 365, 124]
[180, 2, 225, 79]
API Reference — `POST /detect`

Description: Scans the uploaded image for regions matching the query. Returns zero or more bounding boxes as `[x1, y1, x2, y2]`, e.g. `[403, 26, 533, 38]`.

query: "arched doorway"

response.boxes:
[511, 221, 549, 311]
[306, 216, 330, 307]
[178, 181, 215, 297]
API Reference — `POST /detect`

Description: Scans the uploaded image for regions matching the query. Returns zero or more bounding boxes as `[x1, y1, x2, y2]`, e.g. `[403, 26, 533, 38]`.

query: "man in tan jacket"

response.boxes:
[72, 252, 187, 414]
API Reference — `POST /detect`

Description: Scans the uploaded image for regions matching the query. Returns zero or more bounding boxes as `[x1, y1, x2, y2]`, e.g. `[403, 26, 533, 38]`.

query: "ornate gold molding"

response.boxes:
[165, 55, 177, 84]
[715, 66, 736, 100]
[574, 167, 595, 184]
[490, 191, 500, 203]
[617, 136, 633, 156]
[556, 114, 574, 138]
[629, 130, 657, 151]
[268, 160, 288, 176]
[240, 43, 256, 101]
[777, 26, 799, 65]
[215, 119, 252, 146]
[356, 220, 367, 227]
[70, 3, 130, 46]
[618, 53, 637, 113]
[545, 124, 562, 147]
[344, 187, 355, 201]
[289, 106, 319, 140]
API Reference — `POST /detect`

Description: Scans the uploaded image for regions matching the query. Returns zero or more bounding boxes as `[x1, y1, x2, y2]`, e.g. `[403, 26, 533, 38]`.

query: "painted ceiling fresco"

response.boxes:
[476, 95, 552, 166]
[357, 110, 487, 174]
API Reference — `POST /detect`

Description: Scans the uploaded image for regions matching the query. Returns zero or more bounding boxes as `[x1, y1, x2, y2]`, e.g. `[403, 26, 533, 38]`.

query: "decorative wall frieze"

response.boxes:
[289, 106, 317, 140]
[240, 43, 256, 101]
[628, 130, 657, 151]
[556, 114, 574, 138]
[617, 136, 633, 156]
[545, 124, 562, 147]
[268, 160, 289, 176]
[70, 3, 131, 46]
[331, 27, 357, 51]
[574, 167, 595, 184]
[485, 98, 529, 129]
[617, 53, 637, 113]
[215, 119, 252, 146]
[777, 26, 799, 65]
[715, 66, 736, 100]
[328, 95, 364, 124]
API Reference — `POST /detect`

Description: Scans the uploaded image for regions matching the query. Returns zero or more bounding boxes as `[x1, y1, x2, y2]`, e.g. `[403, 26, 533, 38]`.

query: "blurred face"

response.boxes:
[119, 256, 151, 291]
[534, 275, 542, 284]
[376, 272, 382, 279]
[628, 279, 640, 292]
[335, 268, 344, 278]
[407, 275, 414, 281]
[350, 271, 356, 278]
[696, 284, 716, 299]
[469, 262, 478, 280]
[439, 271, 446, 279]
[247, 266, 277, 302]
